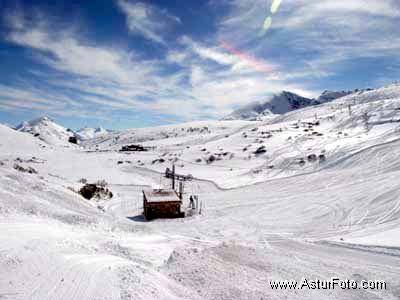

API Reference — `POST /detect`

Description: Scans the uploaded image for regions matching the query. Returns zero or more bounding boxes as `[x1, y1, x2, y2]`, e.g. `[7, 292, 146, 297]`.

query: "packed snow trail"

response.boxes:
[2, 84, 400, 299]
[3, 137, 400, 299]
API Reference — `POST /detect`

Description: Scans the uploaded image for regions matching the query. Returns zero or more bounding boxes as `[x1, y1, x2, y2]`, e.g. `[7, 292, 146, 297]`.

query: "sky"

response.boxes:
[0, 0, 399, 130]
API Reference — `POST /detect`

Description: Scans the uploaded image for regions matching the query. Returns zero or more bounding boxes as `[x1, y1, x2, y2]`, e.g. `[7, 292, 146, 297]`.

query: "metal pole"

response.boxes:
[172, 164, 175, 190]
[179, 181, 183, 200]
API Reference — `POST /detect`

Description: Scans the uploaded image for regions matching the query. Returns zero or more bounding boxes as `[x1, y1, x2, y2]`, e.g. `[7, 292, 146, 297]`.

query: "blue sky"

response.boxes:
[0, 0, 400, 130]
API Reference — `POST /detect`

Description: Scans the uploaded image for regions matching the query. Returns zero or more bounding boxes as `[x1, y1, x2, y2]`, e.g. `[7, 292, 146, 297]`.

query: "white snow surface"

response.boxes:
[1, 84, 400, 299]
[75, 127, 111, 141]
[15, 116, 76, 147]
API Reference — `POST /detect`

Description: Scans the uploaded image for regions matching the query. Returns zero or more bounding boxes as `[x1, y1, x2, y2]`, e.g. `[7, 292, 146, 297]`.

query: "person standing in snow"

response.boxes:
[189, 195, 194, 208]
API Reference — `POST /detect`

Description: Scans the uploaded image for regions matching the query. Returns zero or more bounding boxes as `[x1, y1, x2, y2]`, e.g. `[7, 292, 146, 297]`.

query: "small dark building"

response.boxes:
[68, 136, 78, 144]
[142, 189, 184, 220]
[120, 144, 148, 152]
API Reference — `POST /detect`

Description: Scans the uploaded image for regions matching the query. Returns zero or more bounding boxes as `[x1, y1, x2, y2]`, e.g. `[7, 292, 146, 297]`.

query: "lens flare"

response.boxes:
[260, 1, 282, 36]
[262, 16, 272, 31]
[271, 0, 282, 14]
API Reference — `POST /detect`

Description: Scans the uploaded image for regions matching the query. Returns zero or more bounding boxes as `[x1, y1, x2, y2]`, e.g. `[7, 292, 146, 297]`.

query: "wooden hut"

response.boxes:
[142, 189, 184, 220]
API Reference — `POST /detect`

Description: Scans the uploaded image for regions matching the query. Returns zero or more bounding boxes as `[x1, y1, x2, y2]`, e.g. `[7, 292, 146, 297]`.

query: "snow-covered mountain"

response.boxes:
[75, 127, 111, 140]
[223, 91, 318, 121]
[316, 89, 372, 103]
[15, 116, 77, 146]
[15, 117, 113, 144]
[223, 89, 366, 120]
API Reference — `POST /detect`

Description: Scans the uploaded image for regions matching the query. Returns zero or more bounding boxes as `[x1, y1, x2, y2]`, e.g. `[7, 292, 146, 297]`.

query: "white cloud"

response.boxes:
[216, 0, 400, 86]
[185, 41, 238, 66]
[0, 83, 83, 115]
[8, 27, 155, 84]
[116, 0, 180, 45]
[1, 6, 318, 123]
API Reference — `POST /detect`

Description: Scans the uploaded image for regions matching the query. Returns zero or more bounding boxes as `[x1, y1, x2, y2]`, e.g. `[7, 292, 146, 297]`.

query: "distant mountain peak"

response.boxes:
[16, 116, 76, 146]
[95, 127, 107, 133]
[317, 90, 354, 102]
[223, 91, 315, 121]
[75, 126, 111, 140]
[316, 88, 374, 103]
[16, 116, 51, 130]
[223, 88, 371, 121]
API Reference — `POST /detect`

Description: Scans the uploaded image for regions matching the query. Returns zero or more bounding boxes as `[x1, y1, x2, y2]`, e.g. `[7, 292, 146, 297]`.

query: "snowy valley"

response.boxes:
[1, 84, 400, 299]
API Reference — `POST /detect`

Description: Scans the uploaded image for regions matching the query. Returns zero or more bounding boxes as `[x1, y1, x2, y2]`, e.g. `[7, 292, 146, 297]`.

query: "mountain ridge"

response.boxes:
[223, 88, 370, 121]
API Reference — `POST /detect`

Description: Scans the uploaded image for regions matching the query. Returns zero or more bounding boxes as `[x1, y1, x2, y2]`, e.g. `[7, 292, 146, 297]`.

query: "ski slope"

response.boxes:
[1, 84, 400, 299]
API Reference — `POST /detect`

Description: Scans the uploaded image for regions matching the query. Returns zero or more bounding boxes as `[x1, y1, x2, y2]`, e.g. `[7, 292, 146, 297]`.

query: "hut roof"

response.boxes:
[143, 189, 181, 203]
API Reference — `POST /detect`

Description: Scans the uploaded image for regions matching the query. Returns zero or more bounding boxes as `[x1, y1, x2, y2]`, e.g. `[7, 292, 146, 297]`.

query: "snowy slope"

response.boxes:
[0, 124, 47, 156]
[75, 127, 111, 141]
[82, 84, 400, 190]
[16, 116, 76, 147]
[315, 89, 369, 103]
[82, 120, 254, 151]
[2, 115, 400, 299]
[2, 83, 400, 299]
